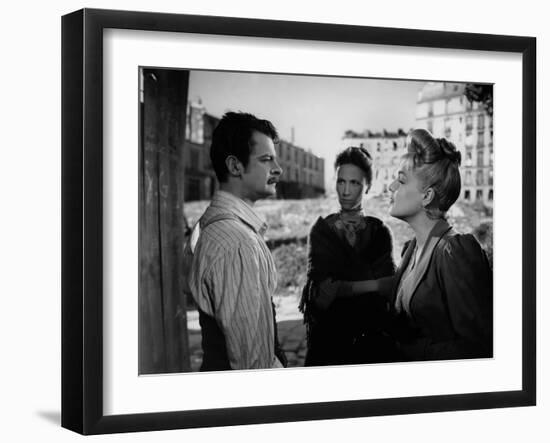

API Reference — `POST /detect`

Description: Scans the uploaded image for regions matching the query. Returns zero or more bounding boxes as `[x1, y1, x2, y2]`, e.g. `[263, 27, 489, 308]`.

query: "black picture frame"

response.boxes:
[61, 8, 536, 435]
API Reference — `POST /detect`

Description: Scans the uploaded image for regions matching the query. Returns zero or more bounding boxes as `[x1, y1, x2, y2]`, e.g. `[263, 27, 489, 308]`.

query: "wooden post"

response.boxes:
[139, 68, 191, 374]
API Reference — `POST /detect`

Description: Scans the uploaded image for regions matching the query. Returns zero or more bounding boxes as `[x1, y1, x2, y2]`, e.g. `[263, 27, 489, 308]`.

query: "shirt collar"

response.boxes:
[210, 190, 268, 235]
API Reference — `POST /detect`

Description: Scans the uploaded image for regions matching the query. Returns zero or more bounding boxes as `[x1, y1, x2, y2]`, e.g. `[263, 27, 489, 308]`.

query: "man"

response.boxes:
[189, 111, 286, 371]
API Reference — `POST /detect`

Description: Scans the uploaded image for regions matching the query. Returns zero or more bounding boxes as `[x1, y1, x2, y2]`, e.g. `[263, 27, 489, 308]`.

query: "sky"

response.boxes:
[188, 70, 426, 188]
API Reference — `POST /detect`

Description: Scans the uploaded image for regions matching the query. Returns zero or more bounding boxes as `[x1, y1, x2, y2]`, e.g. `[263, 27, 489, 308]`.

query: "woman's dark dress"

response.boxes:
[300, 214, 397, 366]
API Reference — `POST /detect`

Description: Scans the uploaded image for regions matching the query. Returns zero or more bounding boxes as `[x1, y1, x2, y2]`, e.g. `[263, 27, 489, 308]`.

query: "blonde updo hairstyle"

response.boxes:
[402, 128, 462, 219]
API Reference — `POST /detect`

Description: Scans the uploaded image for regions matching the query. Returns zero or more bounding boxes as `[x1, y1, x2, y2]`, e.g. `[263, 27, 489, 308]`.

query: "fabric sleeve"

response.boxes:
[306, 219, 337, 281]
[374, 237, 412, 303]
[204, 245, 274, 370]
[369, 221, 397, 278]
[376, 275, 398, 302]
[425, 234, 493, 359]
[299, 220, 336, 315]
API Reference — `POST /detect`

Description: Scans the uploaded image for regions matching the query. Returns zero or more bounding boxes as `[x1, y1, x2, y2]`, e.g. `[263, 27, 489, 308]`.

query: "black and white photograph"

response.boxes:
[138, 68, 494, 374]
[57, 6, 538, 437]
[4, 0, 549, 441]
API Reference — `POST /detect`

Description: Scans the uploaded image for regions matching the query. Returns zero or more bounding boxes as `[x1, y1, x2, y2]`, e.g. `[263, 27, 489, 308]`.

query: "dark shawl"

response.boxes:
[299, 215, 396, 366]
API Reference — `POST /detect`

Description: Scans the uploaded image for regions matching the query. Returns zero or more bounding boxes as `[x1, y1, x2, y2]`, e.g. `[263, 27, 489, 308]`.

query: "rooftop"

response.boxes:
[343, 128, 408, 139]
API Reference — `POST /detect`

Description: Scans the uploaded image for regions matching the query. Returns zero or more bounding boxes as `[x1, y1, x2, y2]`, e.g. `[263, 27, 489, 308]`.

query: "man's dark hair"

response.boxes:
[210, 112, 279, 182]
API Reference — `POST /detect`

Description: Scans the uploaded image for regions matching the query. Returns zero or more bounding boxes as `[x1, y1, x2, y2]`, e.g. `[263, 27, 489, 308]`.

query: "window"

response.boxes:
[465, 170, 472, 185]
[464, 190, 471, 201]
[478, 114, 485, 129]
[190, 149, 199, 170]
[488, 189, 494, 201]
[477, 149, 484, 166]
[393, 141, 398, 151]
[476, 170, 484, 186]
[443, 117, 452, 138]
[186, 177, 201, 201]
[477, 132, 484, 148]
[465, 115, 473, 136]
[488, 170, 493, 185]
[476, 189, 483, 200]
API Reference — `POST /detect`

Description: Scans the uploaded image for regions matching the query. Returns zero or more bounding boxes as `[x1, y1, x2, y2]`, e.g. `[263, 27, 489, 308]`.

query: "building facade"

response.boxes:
[415, 82, 493, 204]
[183, 101, 325, 201]
[183, 100, 217, 202]
[341, 82, 493, 205]
[341, 129, 408, 195]
[275, 139, 325, 199]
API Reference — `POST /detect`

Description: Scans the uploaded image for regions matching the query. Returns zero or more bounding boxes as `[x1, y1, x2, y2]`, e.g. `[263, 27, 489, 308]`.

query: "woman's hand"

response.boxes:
[314, 278, 380, 310]
[314, 279, 342, 310]
[319, 278, 342, 297]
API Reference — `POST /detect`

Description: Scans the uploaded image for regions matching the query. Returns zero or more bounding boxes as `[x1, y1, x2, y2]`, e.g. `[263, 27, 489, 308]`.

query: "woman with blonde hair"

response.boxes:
[320, 129, 493, 361]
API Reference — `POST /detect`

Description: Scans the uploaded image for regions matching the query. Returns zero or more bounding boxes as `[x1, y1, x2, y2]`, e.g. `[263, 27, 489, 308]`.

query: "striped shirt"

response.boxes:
[189, 191, 280, 370]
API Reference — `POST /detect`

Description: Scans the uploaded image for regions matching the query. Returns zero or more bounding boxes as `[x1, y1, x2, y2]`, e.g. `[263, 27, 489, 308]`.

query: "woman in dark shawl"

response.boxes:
[320, 130, 493, 362]
[299, 146, 398, 366]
